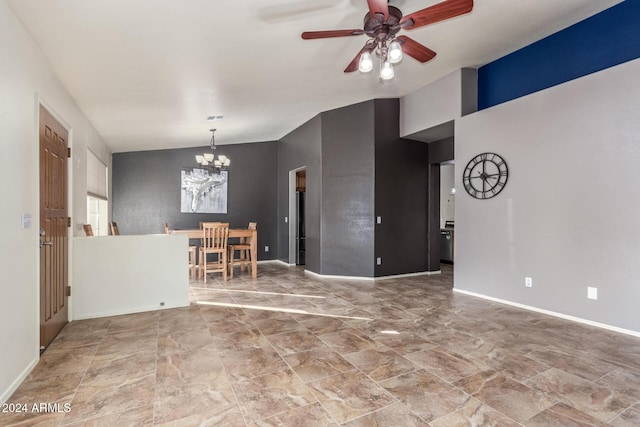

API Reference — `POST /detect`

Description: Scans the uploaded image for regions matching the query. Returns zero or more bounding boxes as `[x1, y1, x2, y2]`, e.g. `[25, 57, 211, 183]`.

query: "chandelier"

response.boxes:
[195, 129, 230, 173]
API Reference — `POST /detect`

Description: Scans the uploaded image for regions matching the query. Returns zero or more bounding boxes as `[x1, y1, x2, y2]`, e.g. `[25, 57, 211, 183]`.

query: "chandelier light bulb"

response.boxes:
[380, 60, 394, 80]
[358, 51, 373, 73]
[388, 40, 403, 64]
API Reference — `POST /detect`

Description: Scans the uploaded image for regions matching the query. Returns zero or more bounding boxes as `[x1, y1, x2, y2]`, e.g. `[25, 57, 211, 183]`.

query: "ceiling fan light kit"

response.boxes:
[301, 0, 473, 81]
[388, 40, 403, 64]
[358, 51, 374, 73]
[380, 60, 395, 80]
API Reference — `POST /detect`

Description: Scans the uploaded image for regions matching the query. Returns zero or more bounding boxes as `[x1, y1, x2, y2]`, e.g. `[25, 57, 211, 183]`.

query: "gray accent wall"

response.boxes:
[277, 98, 432, 278]
[277, 115, 322, 272]
[321, 101, 376, 277]
[112, 141, 278, 261]
[112, 100, 443, 278]
[374, 99, 429, 277]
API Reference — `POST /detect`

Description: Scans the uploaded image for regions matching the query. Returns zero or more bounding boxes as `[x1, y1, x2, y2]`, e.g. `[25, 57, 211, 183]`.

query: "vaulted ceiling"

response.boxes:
[6, 0, 622, 152]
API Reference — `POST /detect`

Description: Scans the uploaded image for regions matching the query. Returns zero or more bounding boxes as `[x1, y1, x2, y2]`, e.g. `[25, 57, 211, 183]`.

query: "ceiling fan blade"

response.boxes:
[344, 45, 370, 73]
[301, 29, 365, 39]
[396, 36, 436, 63]
[367, 0, 389, 20]
[401, 0, 473, 30]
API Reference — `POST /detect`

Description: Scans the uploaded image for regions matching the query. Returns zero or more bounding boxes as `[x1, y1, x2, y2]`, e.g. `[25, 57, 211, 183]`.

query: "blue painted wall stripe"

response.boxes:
[478, 0, 640, 110]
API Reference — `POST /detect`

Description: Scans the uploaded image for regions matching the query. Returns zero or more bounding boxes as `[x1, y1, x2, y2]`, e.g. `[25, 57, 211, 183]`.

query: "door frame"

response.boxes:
[36, 97, 74, 350]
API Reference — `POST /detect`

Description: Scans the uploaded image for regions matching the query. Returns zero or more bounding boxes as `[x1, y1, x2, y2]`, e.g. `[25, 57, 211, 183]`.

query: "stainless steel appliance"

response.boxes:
[296, 191, 305, 265]
[441, 221, 454, 263]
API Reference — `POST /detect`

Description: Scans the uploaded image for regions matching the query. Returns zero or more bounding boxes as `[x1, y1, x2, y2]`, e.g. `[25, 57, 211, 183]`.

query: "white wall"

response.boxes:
[455, 58, 640, 333]
[400, 68, 477, 138]
[0, 1, 111, 403]
[73, 235, 189, 319]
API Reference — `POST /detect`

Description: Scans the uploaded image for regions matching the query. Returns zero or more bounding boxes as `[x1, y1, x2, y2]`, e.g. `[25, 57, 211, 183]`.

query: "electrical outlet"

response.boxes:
[265, 245, 269, 252]
[588, 287, 598, 300]
[525, 277, 533, 287]
[376, 257, 382, 265]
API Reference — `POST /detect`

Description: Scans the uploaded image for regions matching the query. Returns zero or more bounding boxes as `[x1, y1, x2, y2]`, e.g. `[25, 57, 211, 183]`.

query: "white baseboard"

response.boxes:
[73, 302, 188, 321]
[303, 269, 442, 281]
[0, 355, 38, 404]
[258, 259, 294, 266]
[304, 269, 374, 281]
[453, 288, 640, 338]
[374, 270, 442, 280]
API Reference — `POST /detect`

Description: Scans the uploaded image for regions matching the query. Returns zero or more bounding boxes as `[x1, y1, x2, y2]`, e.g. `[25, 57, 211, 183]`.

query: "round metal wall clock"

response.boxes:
[462, 152, 509, 199]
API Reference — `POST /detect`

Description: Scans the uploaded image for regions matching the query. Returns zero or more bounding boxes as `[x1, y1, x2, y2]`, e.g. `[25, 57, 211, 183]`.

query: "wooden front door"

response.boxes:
[39, 105, 69, 349]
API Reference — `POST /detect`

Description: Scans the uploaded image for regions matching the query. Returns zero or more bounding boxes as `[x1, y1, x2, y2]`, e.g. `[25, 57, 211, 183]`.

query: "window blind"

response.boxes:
[87, 150, 108, 200]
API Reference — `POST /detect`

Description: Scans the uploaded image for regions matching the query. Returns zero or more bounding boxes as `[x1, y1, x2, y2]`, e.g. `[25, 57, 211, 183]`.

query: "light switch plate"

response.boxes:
[588, 287, 598, 300]
[21, 212, 32, 229]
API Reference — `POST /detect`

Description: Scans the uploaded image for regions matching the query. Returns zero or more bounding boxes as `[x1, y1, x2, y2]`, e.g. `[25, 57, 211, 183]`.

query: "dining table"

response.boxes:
[170, 228, 258, 279]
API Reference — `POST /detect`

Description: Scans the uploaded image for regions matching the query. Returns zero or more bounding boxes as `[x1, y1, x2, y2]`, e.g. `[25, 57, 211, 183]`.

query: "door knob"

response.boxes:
[40, 240, 53, 248]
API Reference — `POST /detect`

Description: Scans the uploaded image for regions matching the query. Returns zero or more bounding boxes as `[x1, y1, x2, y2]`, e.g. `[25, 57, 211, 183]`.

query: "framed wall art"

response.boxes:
[180, 167, 228, 213]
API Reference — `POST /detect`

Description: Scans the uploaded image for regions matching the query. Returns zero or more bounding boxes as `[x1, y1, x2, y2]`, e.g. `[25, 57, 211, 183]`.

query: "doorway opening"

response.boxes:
[404, 122, 455, 272]
[440, 161, 455, 264]
[288, 167, 306, 265]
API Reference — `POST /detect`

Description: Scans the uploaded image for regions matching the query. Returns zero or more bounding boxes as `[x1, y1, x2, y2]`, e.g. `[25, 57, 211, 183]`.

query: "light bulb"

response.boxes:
[388, 40, 403, 64]
[204, 153, 214, 162]
[358, 51, 373, 73]
[380, 61, 394, 80]
[195, 155, 204, 164]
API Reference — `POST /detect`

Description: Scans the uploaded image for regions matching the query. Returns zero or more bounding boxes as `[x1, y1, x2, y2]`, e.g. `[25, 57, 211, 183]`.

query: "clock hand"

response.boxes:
[476, 171, 490, 181]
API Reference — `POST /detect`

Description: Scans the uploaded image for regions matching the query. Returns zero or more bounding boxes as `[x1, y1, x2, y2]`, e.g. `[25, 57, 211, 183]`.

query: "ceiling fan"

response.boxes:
[301, 0, 473, 80]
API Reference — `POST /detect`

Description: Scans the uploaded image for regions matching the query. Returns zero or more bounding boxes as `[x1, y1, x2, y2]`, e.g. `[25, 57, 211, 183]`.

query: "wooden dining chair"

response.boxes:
[109, 222, 119, 235]
[229, 222, 257, 278]
[199, 222, 229, 282]
[83, 224, 94, 236]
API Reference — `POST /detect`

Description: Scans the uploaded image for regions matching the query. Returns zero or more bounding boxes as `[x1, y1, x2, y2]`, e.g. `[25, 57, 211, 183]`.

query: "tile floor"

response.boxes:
[2, 263, 640, 426]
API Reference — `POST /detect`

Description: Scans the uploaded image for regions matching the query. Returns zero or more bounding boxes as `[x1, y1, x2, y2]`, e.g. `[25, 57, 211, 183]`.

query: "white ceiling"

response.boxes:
[7, 0, 622, 152]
